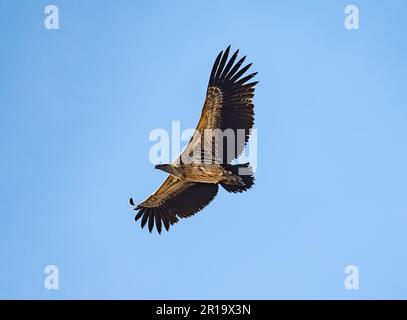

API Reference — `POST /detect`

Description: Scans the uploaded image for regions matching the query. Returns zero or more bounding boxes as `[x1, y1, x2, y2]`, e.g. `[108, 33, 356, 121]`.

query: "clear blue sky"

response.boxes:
[0, 0, 406, 299]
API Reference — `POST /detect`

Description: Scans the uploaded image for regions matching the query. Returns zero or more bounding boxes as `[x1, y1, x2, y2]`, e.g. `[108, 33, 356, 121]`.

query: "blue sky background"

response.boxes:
[0, 0, 406, 299]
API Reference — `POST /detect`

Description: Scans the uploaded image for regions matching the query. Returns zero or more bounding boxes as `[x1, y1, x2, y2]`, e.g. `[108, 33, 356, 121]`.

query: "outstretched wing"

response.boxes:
[177, 46, 258, 165]
[130, 176, 218, 234]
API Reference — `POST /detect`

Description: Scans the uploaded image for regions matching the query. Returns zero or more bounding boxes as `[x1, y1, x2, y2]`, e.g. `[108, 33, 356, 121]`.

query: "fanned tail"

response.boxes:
[220, 163, 254, 193]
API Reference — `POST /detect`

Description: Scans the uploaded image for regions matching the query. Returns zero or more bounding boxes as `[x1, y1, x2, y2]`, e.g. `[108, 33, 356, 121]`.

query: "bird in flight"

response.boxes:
[129, 46, 258, 233]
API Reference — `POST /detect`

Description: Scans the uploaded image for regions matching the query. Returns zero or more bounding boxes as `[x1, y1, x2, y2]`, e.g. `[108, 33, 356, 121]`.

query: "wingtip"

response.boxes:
[129, 197, 135, 206]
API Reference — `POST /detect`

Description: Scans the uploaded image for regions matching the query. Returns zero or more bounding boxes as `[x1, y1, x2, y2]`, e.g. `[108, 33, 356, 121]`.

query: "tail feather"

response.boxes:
[221, 163, 254, 193]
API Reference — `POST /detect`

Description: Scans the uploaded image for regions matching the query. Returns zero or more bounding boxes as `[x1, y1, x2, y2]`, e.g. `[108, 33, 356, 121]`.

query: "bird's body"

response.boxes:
[130, 46, 258, 233]
[155, 164, 246, 186]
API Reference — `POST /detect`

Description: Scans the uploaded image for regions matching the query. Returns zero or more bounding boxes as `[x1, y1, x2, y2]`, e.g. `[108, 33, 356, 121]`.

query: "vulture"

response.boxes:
[129, 46, 258, 233]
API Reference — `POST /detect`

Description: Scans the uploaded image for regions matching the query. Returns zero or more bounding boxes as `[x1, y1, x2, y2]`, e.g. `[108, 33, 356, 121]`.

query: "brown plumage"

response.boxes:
[130, 46, 258, 233]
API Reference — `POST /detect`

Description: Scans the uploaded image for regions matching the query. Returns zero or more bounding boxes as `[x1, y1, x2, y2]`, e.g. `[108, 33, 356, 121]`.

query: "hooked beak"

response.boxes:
[155, 164, 171, 173]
